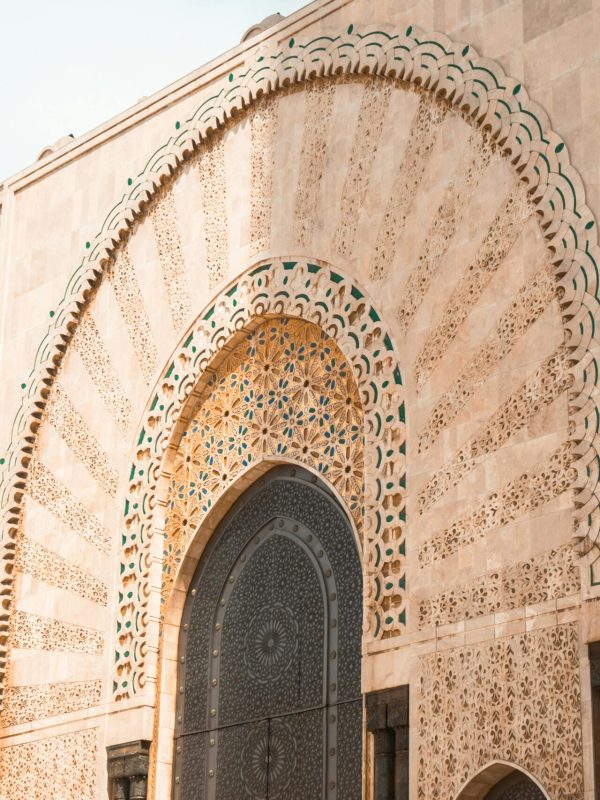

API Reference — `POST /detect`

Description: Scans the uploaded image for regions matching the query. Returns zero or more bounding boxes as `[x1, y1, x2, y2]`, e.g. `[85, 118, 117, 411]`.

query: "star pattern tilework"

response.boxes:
[163, 317, 364, 600]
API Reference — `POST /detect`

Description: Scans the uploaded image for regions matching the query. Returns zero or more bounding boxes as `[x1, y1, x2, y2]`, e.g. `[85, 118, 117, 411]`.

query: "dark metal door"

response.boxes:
[173, 467, 363, 800]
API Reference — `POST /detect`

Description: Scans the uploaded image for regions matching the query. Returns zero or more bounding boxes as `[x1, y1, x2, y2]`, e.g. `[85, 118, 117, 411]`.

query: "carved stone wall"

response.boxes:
[417, 624, 584, 799]
[0, 680, 102, 727]
[418, 443, 574, 567]
[418, 544, 579, 628]
[0, 728, 99, 800]
[3, 31, 600, 691]
[0, 10, 597, 800]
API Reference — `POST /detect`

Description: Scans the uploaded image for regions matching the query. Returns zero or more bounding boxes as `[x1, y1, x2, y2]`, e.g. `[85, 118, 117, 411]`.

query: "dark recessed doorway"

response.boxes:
[173, 466, 363, 799]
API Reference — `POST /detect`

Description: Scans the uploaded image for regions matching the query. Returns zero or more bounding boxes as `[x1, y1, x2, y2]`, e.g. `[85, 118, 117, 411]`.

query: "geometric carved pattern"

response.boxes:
[45, 382, 119, 496]
[418, 623, 583, 799]
[294, 82, 336, 249]
[0, 728, 99, 800]
[2, 25, 599, 708]
[418, 260, 556, 452]
[164, 317, 363, 603]
[333, 80, 393, 259]
[107, 246, 159, 384]
[396, 133, 492, 335]
[197, 138, 230, 289]
[414, 187, 531, 392]
[15, 537, 108, 606]
[149, 190, 193, 331]
[418, 544, 579, 628]
[249, 98, 278, 257]
[9, 611, 104, 655]
[0, 680, 102, 727]
[26, 458, 111, 555]
[418, 346, 572, 514]
[418, 442, 574, 565]
[71, 312, 133, 435]
[116, 258, 405, 700]
[369, 94, 447, 282]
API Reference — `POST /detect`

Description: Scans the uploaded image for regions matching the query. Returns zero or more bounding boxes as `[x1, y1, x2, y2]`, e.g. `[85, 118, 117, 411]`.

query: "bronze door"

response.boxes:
[173, 466, 363, 799]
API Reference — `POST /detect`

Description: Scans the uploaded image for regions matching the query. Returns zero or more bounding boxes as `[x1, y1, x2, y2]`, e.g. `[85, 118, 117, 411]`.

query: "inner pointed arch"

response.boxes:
[115, 257, 406, 701]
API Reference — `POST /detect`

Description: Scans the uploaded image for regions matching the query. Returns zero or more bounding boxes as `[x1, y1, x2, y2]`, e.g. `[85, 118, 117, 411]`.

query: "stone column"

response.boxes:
[106, 740, 151, 800]
[366, 686, 409, 800]
[589, 643, 600, 796]
[388, 694, 409, 800]
[129, 774, 148, 800]
[113, 777, 129, 800]
[372, 728, 395, 800]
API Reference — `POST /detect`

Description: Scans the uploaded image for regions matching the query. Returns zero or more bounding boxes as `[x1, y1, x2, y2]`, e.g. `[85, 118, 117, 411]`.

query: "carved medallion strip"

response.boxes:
[414, 187, 531, 391]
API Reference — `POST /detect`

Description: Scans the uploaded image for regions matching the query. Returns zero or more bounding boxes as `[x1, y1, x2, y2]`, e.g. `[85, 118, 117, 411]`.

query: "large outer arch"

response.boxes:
[1, 25, 600, 707]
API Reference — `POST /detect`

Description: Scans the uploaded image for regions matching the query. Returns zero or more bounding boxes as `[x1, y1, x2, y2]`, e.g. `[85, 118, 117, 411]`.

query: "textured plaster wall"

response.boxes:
[0, 1, 599, 799]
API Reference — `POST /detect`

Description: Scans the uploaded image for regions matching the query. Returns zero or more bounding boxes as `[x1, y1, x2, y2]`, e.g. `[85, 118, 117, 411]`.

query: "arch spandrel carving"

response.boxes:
[0, 24, 598, 720]
[418, 624, 583, 799]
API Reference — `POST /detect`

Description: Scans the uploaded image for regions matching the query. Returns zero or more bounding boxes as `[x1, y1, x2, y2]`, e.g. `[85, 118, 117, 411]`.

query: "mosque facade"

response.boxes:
[1, 1, 600, 798]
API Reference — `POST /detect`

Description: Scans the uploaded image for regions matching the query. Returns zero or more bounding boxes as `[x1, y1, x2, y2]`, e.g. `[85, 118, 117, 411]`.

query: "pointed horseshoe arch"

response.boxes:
[456, 762, 549, 799]
[1, 25, 600, 709]
[172, 465, 364, 799]
[115, 257, 405, 701]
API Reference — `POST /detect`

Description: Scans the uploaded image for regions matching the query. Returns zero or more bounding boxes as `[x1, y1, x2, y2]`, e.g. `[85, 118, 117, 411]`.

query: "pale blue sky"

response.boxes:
[1, 0, 303, 180]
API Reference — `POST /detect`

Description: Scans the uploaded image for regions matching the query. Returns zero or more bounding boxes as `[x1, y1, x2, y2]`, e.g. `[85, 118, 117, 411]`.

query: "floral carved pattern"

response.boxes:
[417, 623, 583, 799]
[241, 718, 298, 799]
[163, 317, 364, 597]
[243, 604, 299, 685]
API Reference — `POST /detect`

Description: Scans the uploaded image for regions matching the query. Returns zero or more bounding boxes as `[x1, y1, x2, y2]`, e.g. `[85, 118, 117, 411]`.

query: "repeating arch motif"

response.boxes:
[115, 258, 405, 700]
[1, 25, 600, 707]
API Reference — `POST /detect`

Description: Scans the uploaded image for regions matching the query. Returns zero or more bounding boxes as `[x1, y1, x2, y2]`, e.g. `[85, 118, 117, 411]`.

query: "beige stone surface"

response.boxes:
[1, 0, 600, 797]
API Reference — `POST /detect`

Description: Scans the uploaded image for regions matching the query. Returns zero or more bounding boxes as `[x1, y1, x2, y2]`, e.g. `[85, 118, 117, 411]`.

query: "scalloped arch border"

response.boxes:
[116, 257, 405, 700]
[1, 25, 599, 706]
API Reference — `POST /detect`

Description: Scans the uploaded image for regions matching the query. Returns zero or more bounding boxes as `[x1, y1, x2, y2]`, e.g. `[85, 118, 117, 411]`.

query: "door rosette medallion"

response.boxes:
[241, 718, 298, 799]
[244, 604, 299, 685]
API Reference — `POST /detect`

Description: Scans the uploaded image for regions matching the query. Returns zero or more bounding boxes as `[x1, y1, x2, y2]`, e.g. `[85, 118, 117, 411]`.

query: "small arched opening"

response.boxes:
[457, 763, 549, 800]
